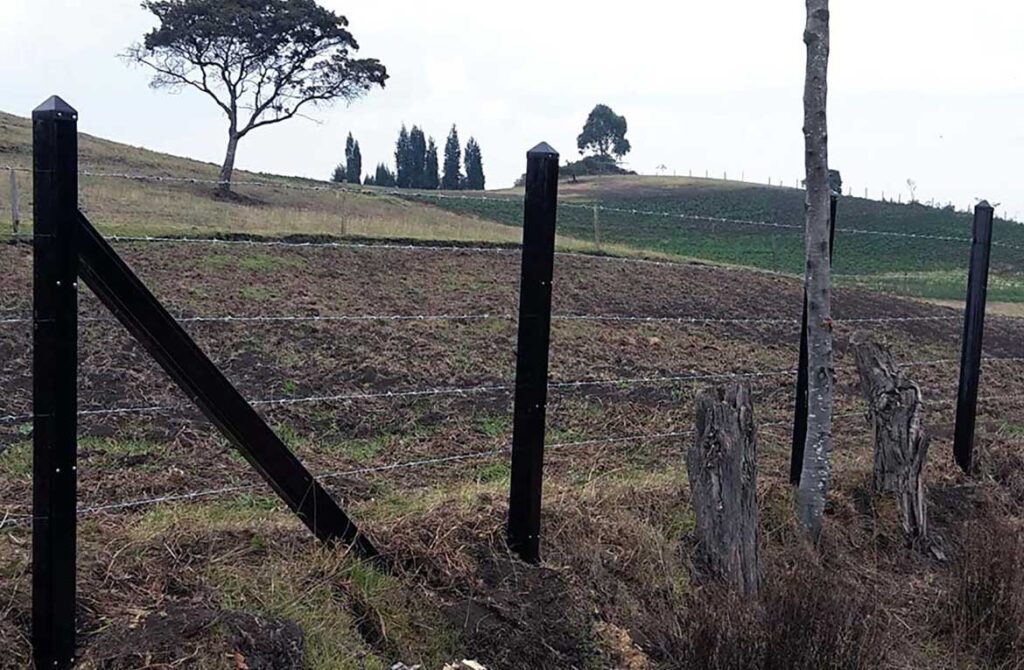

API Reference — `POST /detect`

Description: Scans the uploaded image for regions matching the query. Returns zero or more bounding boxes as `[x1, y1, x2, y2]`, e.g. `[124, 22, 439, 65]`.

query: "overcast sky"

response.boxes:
[2, 1, 1021, 220]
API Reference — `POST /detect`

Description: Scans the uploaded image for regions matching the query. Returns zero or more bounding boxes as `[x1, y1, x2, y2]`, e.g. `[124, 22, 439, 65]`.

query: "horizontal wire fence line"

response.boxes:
[0, 312, 979, 327]
[9, 384, 1024, 529]
[9, 167, 1024, 250]
[0, 429, 698, 528]
[4, 355, 1024, 426]
[6, 165, 1024, 540]
[0, 368, 805, 425]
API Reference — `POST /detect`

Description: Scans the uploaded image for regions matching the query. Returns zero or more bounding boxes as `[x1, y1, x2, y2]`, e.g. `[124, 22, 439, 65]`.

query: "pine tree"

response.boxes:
[442, 124, 461, 190]
[346, 138, 362, 184]
[375, 162, 396, 187]
[424, 137, 440, 189]
[408, 125, 427, 188]
[363, 172, 375, 186]
[330, 163, 346, 183]
[464, 137, 485, 190]
[395, 125, 411, 188]
[344, 133, 355, 180]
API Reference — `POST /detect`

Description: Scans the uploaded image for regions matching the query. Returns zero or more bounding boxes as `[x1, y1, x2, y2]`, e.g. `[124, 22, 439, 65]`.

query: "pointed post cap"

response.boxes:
[976, 200, 993, 211]
[33, 95, 78, 120]
[527, 141, 559, 158]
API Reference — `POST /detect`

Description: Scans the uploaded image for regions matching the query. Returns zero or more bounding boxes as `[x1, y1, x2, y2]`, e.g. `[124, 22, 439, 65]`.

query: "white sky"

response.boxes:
[1, 1, 1022, 219]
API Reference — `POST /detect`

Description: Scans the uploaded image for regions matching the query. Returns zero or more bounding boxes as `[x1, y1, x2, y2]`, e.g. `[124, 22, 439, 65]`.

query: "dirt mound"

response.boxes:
[82, 603, 302, 669]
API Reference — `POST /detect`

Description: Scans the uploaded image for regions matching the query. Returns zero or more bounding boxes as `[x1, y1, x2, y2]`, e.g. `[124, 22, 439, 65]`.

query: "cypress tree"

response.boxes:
[464, 137, 485, 190]
[363, 172, 375, 186]
[375, 162, 396, 187]
[408, 125, 427, 188]
[347, 138, 362, 184]
[425, 137, 440, 190]
[395, 125, 410, 188]
[442, 124, 461, 190]
[344, 132, 356, 182]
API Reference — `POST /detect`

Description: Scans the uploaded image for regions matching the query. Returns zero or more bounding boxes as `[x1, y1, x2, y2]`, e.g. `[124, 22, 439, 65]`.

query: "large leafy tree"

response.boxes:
[577, 104, 631, 159]
[125, 0, 387, 195]
[442, 125, 461, 190]
[463, 137, 485, 190]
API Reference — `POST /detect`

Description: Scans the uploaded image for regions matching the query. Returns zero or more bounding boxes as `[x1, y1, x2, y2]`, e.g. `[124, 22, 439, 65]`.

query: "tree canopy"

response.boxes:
[125, 0, 387, 192]
[577, 104, 631, 159]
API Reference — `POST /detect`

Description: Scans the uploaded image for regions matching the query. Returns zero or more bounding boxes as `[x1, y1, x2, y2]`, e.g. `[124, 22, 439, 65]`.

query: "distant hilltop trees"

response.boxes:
[331, 133, 362, 184]
[517, 104, 635, 185]
[334, 124, 484, 190]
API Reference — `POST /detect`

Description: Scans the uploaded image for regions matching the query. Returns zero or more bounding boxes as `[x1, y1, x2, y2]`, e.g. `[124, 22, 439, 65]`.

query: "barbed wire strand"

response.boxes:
[0, 311, 975, 327]
[0, 429, 700, 528]
[9, 389, 1024, 530]
[63, 169, 1024, 249]
[9, 356, 1024, 426]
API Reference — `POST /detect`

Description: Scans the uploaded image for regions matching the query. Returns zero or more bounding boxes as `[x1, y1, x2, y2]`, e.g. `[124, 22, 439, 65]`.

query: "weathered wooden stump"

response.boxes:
[851, 332, 929, 541]
[686, 384, 761, 597]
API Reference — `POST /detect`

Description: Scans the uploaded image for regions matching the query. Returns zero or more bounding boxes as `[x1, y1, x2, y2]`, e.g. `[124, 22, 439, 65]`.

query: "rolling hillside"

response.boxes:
[5, 108, 1019, 301]
[417, 175, 1024, 302]
[0, 111, 601, 251]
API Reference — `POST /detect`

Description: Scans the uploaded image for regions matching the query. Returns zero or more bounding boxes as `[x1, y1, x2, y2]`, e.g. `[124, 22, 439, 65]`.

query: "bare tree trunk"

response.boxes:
[796, 0, 833, 542]
[687, 384, 761, 597]
[218, 130, 239, 196]
[851, 333, 929, 541]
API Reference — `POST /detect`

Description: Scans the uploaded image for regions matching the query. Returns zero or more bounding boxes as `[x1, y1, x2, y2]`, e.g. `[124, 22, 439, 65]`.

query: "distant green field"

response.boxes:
[409, 176, 1024, 301]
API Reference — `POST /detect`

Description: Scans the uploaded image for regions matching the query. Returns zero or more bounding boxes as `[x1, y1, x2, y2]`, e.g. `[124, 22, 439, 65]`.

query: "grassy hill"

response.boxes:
[414, 175, 1024, 302]
[5, 108, 1020, 300]
[0, 111, 613, 252]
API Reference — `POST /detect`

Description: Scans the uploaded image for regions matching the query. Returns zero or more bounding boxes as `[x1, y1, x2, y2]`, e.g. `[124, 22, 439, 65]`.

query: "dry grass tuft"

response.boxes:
[944, 519, 1024, 668]
[640, 547, 886, 670]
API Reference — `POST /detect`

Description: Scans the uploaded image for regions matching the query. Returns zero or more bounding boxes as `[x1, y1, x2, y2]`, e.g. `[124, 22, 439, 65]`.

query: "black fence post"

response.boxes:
[954, 201, 995, 472]
[507, 142, 559, 564]
[32, 95, 79, 669]
[790, 194, 837, 485]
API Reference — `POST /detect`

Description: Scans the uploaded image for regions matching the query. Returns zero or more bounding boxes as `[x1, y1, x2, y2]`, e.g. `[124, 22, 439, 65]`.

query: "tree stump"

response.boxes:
[686, 384, 761, 597]
[851, 333, 929, 541]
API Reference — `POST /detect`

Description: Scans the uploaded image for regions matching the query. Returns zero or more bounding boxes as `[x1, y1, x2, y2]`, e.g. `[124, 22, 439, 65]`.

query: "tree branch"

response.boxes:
[128, 50, 233, 118]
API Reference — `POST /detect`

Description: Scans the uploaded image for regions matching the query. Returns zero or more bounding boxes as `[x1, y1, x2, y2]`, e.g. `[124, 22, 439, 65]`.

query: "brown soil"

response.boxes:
[2, 241, 1024, 668]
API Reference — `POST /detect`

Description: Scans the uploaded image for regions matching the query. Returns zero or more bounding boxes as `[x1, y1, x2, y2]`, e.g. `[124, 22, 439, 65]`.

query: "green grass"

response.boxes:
[476, 415, 510, 438]
[474, 461, 510, 484]
[415, 176, 1024, 301]
[0, 441, 30, 477]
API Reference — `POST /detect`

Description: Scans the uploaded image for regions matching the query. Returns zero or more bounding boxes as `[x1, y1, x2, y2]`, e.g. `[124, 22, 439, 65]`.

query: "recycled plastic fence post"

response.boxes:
[32, 95, 79, 669]
[790, 194, 837, 485]
[954, 201, 995, 472]
[507, 142, 559, 563]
